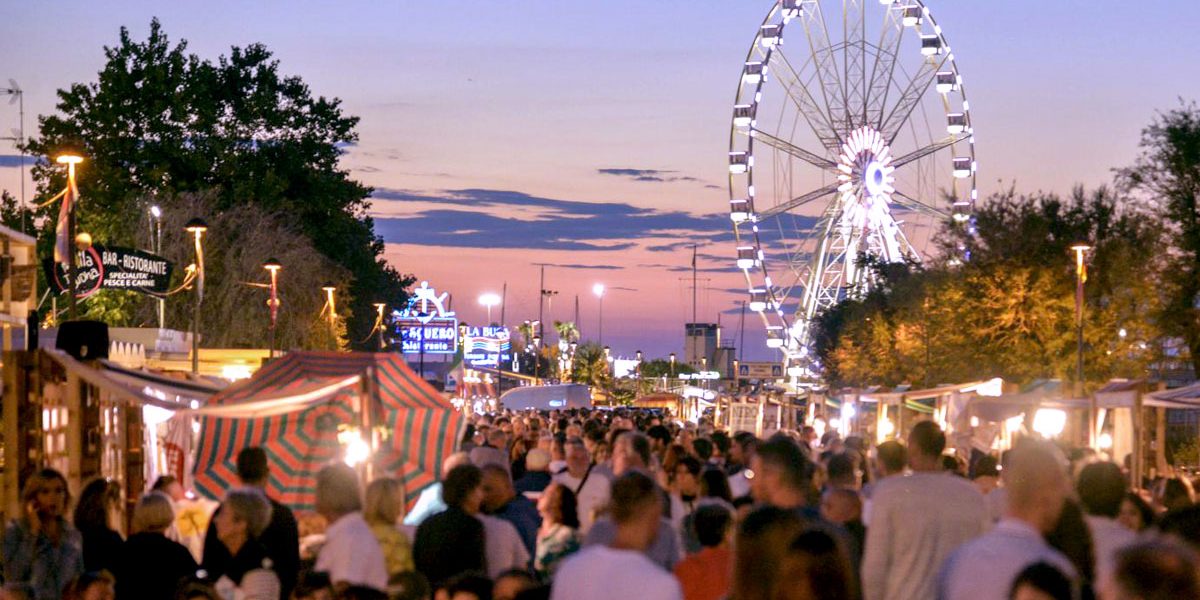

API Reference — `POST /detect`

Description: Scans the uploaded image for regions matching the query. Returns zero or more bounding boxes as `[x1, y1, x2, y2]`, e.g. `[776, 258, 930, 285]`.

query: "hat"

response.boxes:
[526, 448, 551, 472]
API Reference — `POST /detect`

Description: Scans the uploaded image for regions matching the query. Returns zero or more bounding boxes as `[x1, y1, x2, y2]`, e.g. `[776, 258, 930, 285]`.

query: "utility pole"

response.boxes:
[0, 80, 26, 233]
[692, 244, 698, 324]
[738, 300, 747, 362]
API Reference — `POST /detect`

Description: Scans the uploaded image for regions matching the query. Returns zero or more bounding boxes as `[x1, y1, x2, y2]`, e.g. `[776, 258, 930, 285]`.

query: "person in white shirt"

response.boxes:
[939, 440, 1078, 600]
[552, 471, 683, 600]
[314, 464, 389, 592]
[554, 437, 610, 535]
[1076, 462, 1138, 583]
[862, 421, 989, 600]
[477, 513, 531, 578]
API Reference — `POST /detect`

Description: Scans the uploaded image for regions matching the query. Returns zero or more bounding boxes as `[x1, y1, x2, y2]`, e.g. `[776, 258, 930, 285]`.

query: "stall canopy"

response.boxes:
[1145, 381, 1200, 409]
[193, 352, 465, 512]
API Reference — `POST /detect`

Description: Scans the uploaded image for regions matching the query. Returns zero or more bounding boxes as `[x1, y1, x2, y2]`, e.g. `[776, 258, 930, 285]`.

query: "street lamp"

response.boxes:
[185, 217, 208, 374]
[479, 292, 501, 324]
[373, 303, 387, 350]
[1070, 242, 1093, 444]
[322, 283, 338, 344]
[56, 153, 83, 319]
[263, 258, 282, 358]
[149, 205, 165, 328]
[593, 283, 605, 346]
[669, 352, 676, 377]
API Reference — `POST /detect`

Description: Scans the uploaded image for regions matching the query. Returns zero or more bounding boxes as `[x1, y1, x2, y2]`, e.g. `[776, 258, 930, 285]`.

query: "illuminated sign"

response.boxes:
[680, 371, 721, 380]
[462, 326, 511, 368]
[392, 281, 458, 354]
[396, 319, 458, 354]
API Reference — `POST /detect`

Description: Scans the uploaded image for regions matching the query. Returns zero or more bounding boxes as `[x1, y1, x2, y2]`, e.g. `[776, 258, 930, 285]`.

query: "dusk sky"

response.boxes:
[3, 1, 1200, 360]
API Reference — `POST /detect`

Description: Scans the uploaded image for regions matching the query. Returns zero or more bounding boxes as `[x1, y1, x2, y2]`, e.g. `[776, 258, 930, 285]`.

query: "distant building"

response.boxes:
[685, 323, 719, 371]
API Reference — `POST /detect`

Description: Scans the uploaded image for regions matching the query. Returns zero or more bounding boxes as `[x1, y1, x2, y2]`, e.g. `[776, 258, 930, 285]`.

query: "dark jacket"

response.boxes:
[115, 532, 197, 599]
[413, 506, 486, 587]
[202, 537, 272, 587]
[513, 471, 552, 496]
[202, 496, 300, 597]
[79, 525, 124, 574]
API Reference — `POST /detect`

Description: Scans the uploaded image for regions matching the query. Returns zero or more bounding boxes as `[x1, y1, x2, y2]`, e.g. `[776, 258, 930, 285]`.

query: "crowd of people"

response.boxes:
[2, 408, 1199, 600]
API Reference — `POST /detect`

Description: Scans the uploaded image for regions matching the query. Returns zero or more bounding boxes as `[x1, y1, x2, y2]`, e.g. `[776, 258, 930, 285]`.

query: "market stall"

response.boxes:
[192, 351, 464, 512]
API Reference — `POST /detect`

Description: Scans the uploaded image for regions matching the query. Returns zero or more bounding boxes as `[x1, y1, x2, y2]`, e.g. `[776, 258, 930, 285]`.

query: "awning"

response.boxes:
[1146, 382, 1200, 409]
[45, 350, 220, 410]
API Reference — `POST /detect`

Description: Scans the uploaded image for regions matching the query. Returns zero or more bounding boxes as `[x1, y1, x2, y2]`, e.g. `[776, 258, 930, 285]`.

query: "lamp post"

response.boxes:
[373, 303, 386, 351]
[263, 258, 282, 358]
[669, 352, 676, 378]
[56, 153, 83, 319]
[322, 283, 338, 345]
[479, 292, 501, 325]
[150, 205, 165, 329]
[593, 283, 605, 346]
[635, 349, 643, 399]
[185, 218, 208, 374]
[1070, 242, 1093, 445]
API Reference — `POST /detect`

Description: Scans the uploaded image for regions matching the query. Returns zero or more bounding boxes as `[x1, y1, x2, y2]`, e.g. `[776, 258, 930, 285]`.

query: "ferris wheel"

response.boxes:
[728, 0, 976, 377]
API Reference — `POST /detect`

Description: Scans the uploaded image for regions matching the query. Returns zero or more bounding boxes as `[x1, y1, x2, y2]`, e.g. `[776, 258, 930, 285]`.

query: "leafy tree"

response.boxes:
[23, 19, 412, 348]
[1120, 101, 1200, 373]
[814, 186, 1163, 388]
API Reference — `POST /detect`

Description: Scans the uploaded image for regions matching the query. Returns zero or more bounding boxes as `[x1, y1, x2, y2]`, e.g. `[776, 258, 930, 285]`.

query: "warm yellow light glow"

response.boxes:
[55, 154, 83, 165]
[1098, 433, 1113, 450]
[221, 365, 253, 381]
[1032, 409, 1067, 438]
[879, 419, 895, 437]
[338, 428, 371, 467]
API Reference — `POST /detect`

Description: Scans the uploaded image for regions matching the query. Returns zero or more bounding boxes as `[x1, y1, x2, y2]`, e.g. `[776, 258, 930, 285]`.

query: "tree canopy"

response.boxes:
[23, 19, 412, 348]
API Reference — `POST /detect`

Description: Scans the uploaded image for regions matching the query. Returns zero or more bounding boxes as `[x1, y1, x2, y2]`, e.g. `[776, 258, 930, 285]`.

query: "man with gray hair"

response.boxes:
[205, 488, 278, 594]
[314, 464, 388, 592]
[938, 440, 1077, 600]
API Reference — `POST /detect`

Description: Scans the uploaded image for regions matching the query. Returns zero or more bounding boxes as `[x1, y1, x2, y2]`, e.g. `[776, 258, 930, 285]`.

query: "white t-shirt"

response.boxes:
[550, 545, 683, 600]
[315, 512, 389, 591]
[477, 514, 531, 578]
[554, 468, 611, 535]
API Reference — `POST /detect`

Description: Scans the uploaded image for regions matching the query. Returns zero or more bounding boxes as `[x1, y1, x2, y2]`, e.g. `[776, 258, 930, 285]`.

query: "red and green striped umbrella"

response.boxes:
[193, 352, 465, 512]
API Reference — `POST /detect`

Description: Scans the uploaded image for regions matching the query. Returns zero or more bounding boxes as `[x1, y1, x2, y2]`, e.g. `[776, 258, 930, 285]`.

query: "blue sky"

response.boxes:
[2, 1, 1200, 359]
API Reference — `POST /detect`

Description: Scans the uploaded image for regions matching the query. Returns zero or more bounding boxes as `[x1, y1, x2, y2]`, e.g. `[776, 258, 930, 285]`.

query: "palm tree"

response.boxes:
[571, 342, 611, 390]
[554, 320, 580, 343]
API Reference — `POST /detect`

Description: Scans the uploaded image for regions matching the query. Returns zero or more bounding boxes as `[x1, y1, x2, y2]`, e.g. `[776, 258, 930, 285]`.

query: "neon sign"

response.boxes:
[392, 281, 458, 354]
[462, 325, 511, 368]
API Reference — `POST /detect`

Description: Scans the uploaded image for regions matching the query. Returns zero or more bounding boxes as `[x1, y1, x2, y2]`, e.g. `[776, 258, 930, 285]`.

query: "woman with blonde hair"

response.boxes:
[2, 468, 83, 600]
[364, 477, 414, 577]
[114, 491, 198, 599]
